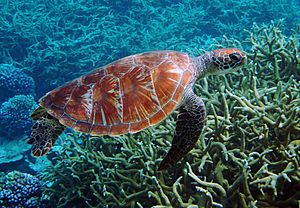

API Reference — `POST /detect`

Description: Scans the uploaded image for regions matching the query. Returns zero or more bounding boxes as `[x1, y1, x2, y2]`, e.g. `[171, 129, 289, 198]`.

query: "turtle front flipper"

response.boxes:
[158, 91, 206, 171]
[27, 106, 66, 156]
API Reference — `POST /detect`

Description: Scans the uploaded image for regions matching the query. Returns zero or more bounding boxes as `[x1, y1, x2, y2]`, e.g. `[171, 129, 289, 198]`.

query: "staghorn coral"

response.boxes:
[0, 171, 44, 208]
[0, 95, 37, 136]
[0, 0, 210, 94]
[42, 124, 221, 208]
[40, 22, 300, 208]
[189, 22, 300, 207]
[202, 0, 300, 38]
[245, 21, 300, 81]
[41, 124, 186, 208]
[1, 0, 299, 96]
[190, 76, 300, 207]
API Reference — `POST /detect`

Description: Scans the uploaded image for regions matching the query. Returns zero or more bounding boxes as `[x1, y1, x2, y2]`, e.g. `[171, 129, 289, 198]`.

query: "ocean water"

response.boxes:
[0, 0, 299, 207]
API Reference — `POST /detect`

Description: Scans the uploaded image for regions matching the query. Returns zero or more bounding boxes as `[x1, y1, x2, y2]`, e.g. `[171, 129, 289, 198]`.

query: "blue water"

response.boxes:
[0, 0, 299, 207]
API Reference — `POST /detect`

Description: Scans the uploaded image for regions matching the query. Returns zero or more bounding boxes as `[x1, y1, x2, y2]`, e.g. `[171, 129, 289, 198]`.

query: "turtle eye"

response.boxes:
[229, 53, 241, 62]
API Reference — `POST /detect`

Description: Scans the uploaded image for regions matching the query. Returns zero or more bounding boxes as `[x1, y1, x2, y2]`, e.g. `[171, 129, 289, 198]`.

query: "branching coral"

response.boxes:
[246, 21, 300, 81]
[0, 0, 211, 94]
[41, 123, 181, 207]
[203, 0, 300, 38]
[42, 122, 214, 207]
[40, 22, 300, 208]
[1, 0, 298, 95]
[190, 22, 300, 207]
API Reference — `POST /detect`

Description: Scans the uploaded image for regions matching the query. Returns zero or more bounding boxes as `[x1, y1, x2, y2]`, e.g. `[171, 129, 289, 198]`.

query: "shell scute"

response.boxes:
[42, 81, 77, 108]
[130, 119, 150, 133]
[90, 124, 110, 135]
[153, 61, 182, 106]
[59, 113, 76, 128]
[110, 123, 130, 135]
[149, 110, 166, 126]
[46, 105, 64, 119]
[81, 69, 106, 85]
[120, 65, 160, 123]
[134, 52, 165, 69]
[91, 75, 122, 125]
[173, 85, 185, 102]
[181, 70, 193, 87]
[74, 121, 91, 133]
[162, 100, 177, 115]
[169, 52, 191, 69]
[65, 84, 91, 122]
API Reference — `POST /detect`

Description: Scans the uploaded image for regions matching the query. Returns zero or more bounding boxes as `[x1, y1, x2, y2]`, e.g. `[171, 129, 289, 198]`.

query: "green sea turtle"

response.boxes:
[28, 48, 246, 170]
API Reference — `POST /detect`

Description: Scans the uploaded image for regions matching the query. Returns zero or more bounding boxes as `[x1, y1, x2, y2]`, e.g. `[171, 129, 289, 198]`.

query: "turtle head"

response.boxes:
[205, 48, 246, 75]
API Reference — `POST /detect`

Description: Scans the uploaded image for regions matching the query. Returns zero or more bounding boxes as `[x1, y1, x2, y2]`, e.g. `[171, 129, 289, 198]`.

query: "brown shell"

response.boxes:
[39, 51, 196, 135]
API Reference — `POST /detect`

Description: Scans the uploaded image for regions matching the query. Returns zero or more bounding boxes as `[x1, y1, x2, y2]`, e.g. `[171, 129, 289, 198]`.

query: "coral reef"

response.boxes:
[0, 95, 37, 136]
[28, 156, 53, 173]
[0, 135, 54, 174]
[0, 136, 30, 167]
[0, 64, 35, 102]
[0, 0, 298, 206]
[1, 0, 299, 95]
[246, 21, 300, 81]
[40, 22, 300, 208]
[0, 171, 44, 208]
[202, 0, 300, 38]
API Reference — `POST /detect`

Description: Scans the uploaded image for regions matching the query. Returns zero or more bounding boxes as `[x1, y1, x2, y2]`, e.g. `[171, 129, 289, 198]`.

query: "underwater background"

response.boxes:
[0, 0, 299, 207]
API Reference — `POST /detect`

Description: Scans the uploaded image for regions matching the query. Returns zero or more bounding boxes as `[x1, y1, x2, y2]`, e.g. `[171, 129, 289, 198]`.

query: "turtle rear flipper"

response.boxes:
[28, 107, 65, 156]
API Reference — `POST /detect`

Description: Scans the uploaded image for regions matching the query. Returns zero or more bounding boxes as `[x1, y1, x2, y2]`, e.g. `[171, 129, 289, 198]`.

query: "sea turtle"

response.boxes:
[28, 48, 246, 170]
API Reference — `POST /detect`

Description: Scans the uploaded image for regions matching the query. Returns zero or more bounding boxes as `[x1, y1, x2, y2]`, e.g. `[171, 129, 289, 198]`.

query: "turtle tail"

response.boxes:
[27, 106, 66, 157]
